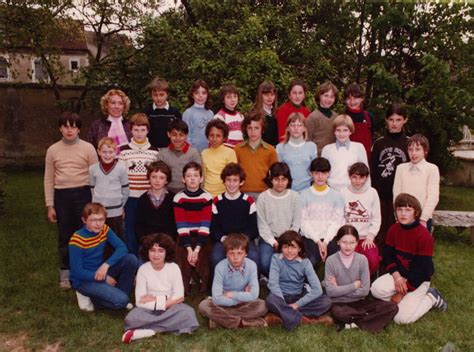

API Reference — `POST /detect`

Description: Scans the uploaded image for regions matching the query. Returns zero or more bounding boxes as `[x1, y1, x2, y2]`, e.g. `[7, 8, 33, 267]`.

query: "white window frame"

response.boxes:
[69, 57, 81, 72]
[31, 57, 50, 83]
[0, 55, 10, 82]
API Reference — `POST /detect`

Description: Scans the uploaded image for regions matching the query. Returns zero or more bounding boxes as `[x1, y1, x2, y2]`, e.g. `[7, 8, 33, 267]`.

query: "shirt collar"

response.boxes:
[107, 115, 123, 122]
[228, 260, 246, 275]
[241, 139, 270, 150]
[409, 158, 427, 172]
[336, 139, 350, 150]
[153, 102, 169, 110]
[168, 142, 190, 153]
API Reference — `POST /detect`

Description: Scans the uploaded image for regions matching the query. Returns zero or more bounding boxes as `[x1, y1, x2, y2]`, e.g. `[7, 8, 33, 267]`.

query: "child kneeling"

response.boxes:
[266, 231, 332, 331]
[123, 233, 199, 343]
[199, 233, 267, 329]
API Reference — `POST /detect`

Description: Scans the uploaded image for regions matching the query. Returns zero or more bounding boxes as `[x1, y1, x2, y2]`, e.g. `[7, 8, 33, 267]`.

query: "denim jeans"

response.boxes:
[124, 197, 139, 255]
[76, 254, 138, 310]
[304, 238, 339, 267]
[259, 242, 277, 277]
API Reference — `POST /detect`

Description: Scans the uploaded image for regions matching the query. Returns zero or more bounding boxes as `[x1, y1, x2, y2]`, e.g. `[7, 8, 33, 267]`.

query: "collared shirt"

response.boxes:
[240, 139, 271, 152]
[228, 261, 246, 275]
[153, 101, 169, 110]
[336, 139, 351, 150]
[148, 189, 168, 208]
[167, 142, 190, 154]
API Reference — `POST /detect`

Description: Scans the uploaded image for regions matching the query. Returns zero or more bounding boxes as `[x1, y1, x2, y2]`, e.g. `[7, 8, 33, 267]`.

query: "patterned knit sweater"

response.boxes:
[214, 107, 244, 148]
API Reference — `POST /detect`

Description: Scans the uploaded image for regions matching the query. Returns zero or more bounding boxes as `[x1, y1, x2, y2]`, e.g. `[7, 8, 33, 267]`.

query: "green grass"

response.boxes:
[1, 171, 474, 351]
[438, 185, 474, 211]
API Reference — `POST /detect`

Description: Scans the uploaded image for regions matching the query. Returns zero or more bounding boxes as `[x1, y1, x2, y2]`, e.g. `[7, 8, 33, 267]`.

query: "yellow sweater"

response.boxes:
[201, 144, 237, 197]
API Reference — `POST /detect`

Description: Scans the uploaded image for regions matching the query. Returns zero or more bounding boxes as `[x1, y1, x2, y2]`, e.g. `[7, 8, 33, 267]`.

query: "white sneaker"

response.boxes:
[126, 303, 134, 310]
[76, 291, 94, 312]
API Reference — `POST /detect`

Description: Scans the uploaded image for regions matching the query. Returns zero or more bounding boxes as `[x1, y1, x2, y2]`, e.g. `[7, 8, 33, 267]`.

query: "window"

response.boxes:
[69, 58, 80, 72]
[0, 57, 9, 81]
[32, 58, 49, 82]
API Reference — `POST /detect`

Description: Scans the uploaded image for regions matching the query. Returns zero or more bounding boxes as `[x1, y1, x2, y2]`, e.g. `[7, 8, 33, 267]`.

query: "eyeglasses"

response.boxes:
[289, 122, 304, 127]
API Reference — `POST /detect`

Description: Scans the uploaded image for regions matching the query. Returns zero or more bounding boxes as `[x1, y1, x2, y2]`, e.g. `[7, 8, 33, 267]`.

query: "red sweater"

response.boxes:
[276, 101, 310, 142]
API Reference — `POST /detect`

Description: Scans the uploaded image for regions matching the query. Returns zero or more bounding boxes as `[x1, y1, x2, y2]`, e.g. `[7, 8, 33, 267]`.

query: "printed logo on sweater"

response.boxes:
[377, 147, 407, 178]
[346, 201, 369, 223]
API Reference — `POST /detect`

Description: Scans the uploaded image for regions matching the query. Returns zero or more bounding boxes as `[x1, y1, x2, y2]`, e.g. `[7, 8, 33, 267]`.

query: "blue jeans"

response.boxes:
[76, 254, 138, 310]
[304, 238, 339, 267]
[211, 240, 259, 271]
[124, 197, 139, 255]
[259, 242, 277, 277]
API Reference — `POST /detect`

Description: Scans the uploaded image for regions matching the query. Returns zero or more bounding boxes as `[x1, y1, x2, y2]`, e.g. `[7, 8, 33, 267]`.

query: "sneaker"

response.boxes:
[336, 322, 358, 332]
[264, 313, 282, 326]
[259, 275, 269, 286]
[126, 303, 134, 310]
[427, 287, 448, 311]
[122, 329, 135, 344]
[208, 319, 217, 330]
[59, 280, 71, 290]
[241, 317, 268, 328]
[76, 291, 94, 312]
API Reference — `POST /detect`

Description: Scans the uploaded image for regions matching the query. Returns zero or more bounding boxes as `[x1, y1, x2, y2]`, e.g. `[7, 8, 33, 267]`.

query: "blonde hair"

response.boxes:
[100, 89, 131, 116]
[82, 202, 107, 220]
[97, 137, 117, 151]
[283, 112, 307, 143]
[129, 113, 150, 130]
[333, 114, 354, 133]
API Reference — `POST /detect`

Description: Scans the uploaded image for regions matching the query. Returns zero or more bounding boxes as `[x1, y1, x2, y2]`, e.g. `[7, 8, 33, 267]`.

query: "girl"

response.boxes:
[256, 162, 302, 277]
[182, 79, 214, 152]
[325, 225, 398, 333]
[265, 231, 332, 330]
[253, 80, 279, 146]
[276, 79, 310, 142]
[306, 81, 339, 154]
[214, 83, 244, 148]
[276, 112, 317, 192]
[123, 233, 199, 344]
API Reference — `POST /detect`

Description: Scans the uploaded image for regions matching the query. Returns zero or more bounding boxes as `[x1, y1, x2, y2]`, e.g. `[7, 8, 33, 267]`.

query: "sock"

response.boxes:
[132, 329, 156, 341]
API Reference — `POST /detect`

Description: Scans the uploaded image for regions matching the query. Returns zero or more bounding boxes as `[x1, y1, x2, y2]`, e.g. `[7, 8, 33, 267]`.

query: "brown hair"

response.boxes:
[333, 114, 355, 133]
[219, 83, 239, 105]
[97, 137, 117, 151]
[394, 193, 422, 221]
[129, 113, 150, 130]
[386, 103, 408, 119]
[100, 89, 131, 116]
[287, 78, 307, 106]
[140, 233, 176, 262]
[253, 80, 277, 114]
[205, 119, 229, 140]
[223, 233, 249, 254]
[334, 224, 359, 242]
[82, 202, 107, 220]
[283, 112, 307, 143]
[241, 110, 267, 139]
[147, 161, 172, 183]
[344, 83, 364, 100]
[147, 77, 169, 94]
[348, 162, 369, 177]
[58, 111, 82, 129]
[187, 79, 211, 109]
[182, 161, 202, 177]
[315, 81, 338, 103]
[220, 162, 246, 182]
[277, 230, 306, 258]
[407, 134, 429, 155]
[264, 162, 293, 189]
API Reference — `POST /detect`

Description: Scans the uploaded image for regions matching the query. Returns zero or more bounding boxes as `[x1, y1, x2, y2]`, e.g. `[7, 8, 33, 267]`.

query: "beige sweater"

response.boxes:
[306, 109, 337, 155]
[44, 139, 98, 207]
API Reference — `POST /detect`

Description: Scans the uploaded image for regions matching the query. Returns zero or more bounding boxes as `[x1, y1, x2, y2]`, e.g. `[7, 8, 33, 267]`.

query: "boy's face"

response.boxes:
[311, 170, 330, 187]
[226, 247, 247, 268]
[262, 92, 276, 108]
[396, 206, 416, 225]
[246, 120, 263, 144]
[151, 89, 168, 108]
[83, 213, 106, 233]
[289, 85, 305, 105]
[271, 175, 289, 193]
[408, 143, 426, 164]
[224, 175, 244, 196]
[281, 240, 300, 261]
[319, 90, 336, 109]
[224, 93, 238, 111]
[208, 126, 225, 148]
[349, 174, 368, 190]
[59, 122, 80, 142]
[386, 113, 408, 133]
[108, 94, 124, 118]
[131, 125, 149, 143]
[335, 125, 351, 143]
[193, 86, 208, 106]
[346, 95, 363, 110]
[167, 129, 187, 151]
[182, 167, 203, 192]
[149, 170, 168, 191]
[148, 244, 166, 268]
[98, 144, 116, 164]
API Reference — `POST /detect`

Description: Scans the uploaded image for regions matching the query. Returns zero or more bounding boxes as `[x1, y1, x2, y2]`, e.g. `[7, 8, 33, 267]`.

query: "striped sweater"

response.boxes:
[214, 108, 244, 148]
[69, 225, 127, 288]
[173, 188, 213, 247]
[119, 139, 159, 198]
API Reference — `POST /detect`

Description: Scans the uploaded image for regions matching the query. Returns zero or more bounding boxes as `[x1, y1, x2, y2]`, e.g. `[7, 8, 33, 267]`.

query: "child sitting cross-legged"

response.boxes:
[199, 233, 268, 329]
[325, 225, 398, 333]
[122, 233, 199, 344]
[265, 231, 332, 330]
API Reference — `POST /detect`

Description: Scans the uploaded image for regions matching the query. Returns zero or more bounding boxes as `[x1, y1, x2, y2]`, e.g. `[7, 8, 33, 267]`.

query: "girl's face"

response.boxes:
[262, 91, 276, 108]
[319, 90, 336, 109]
[386, 113, 408, 133]
[396, 206, 416, 225]
[335, 125, 351, 143]
[131, 125, 149, 143]
[346, 95, 363, 110]
[288, 119, 306, 139]
[224, 93, 238, 111]
[289, 85, 305, 106]
[281, 240, 301, 261]
[349, 174, 368, 190]
[337, 234, 357, 256]
[149, 244, 166, 268]
[107, 94, 124, 118]
[271, 175, 289, 193]
[311, 170, 330, 187]
[208, 126, 225, 148]
[193, 86, 208, 106]
[149, 170, 168, 191]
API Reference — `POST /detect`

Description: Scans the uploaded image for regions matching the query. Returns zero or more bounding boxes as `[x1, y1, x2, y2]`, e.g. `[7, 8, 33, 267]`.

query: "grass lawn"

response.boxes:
[1, 171, 473, 351]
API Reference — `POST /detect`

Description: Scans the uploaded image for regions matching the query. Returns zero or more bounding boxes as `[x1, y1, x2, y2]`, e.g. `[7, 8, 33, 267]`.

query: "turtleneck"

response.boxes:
[313, 184, 328, 192]
[318, 106, 333, 118]
[62, 137, 80, 145]
[288, 136, 305, 147]
[400, 220, 420, 230]
[193, 103, 205, 109]
[348, 182, 370, 194]
[130, 138, 151, 149]
[223, 106, 237, 114]
[290, 101, 302, 109]
[387, 131, 405, 139]
[269, 188, 289, 198]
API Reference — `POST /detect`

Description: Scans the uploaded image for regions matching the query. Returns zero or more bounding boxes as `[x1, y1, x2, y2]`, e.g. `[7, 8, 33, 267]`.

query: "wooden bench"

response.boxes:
[433, 210, 474, 244]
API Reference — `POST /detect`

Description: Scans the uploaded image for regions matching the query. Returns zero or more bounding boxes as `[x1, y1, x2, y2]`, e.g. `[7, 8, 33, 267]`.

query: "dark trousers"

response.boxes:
[266, 293, 332, 330]
[54, 186, 91, 270]
[377, 198, 395, 250]
[304, 238, 339, 267]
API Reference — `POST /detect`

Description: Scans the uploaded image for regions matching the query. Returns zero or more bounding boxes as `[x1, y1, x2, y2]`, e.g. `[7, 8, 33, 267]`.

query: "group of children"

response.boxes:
[44, 77, 447, 343]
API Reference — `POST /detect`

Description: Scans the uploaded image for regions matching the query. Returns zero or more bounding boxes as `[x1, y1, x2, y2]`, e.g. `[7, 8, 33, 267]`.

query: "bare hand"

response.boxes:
[362, 238, 375, 250]
[289, 303, 298, 310]
[354, 280, 362, 289]
[390, 292, 405, 304]
[223, 291, 234, 298]
[165, 296, 184, 309]
[317, 241, 328, 262]
[420, 220, 427, 228]
[105, 275, 117, 286]
[139, 294, 156, 304]
[95, 263, 110, 281]
[187, 249, 197, 267]
[47, 207, 57, 223]
[272, 242, 279, 252]
[394, 276, 408, 295]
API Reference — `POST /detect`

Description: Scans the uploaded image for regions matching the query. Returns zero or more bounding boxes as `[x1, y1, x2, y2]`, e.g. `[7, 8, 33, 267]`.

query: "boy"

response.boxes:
[157, 119, 201, 194]
[371, 193, 447, 324]
[235, 110, 278, 199]
[340, 162, 381, 275]
[135, 161, 177, 243]
[321, 114, 368, 191]
[370, 103, 409, 246]
[344, 83, 374, 159]
[44, 112, 98, 289]
[198, 233, 267, 329]
[173, 161, 213, 294]
[143, 77, 182, 148]
[306, 81, 339, 155]
[214, 83, 244, 148]
[300, 157, 345, 266]
[210, 163, 259, 269]
[393, 134, 439, 232]
[69, 202, 138, 311]
[89, 137, 129, 242]
[201, 119, 237, 197]
[119, 113, 159, 254]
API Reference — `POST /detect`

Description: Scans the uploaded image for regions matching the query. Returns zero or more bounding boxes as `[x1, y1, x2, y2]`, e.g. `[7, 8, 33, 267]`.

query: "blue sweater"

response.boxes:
[212, 258, 259, 306]
[182, 104, 214, 152]
[69, 225, 127, 288]
[268, 253, 323, 308]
